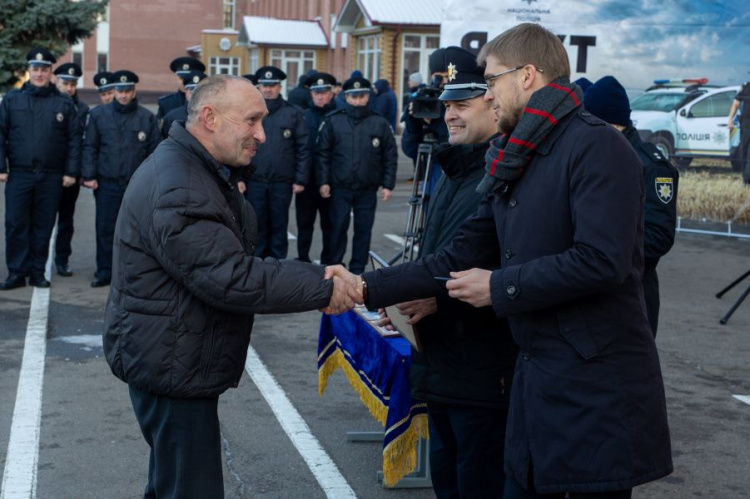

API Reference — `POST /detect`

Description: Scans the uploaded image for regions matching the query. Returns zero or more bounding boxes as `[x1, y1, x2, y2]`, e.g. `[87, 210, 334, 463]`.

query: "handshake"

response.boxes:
[321, 265, 366, 315]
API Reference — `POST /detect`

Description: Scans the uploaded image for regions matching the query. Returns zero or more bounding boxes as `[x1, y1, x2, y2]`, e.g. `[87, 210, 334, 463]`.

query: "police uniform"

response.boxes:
[161, 70, 206, 139]
[296, 72, 337, 263]
[53, 62, 90, 276]
[316, 76, 398, 274]
[82, 70, 160, 287]
[0, 48, 82, 290]
[584, 76, 679, 336]
[156, 57, 206, 125]
[243, 66, 310, 259]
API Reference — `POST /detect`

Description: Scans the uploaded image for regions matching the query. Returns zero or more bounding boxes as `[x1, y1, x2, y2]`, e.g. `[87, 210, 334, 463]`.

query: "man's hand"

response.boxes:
[322, 275, 357, 315]
[324, 264, 364, 304]
[237, 180, 247, 194]
[0, 173, 7, 183]
[381, 188, 392, 201]
[62, 175, 76, 187]
[446, 268, 492, 308]
[292, 183, 305, 194]
[396, 298, 437, 325]
[82, 179, 98, 190]
[319, 184, 331, 198]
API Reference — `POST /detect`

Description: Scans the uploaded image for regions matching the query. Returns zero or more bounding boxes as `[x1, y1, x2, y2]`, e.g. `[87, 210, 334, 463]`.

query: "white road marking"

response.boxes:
[244, 346, 356, 498]
[288, 232, 297, 241]
[1, 239, 54, 498]
[384, 233, 419, 255]
[54, 335, 103, 351]
[732, 395, 750, 406]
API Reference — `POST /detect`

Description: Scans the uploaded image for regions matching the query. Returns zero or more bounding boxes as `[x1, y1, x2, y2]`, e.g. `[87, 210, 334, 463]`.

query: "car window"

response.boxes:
[631, 92, 690, 112]
[689, 91, 737, 118]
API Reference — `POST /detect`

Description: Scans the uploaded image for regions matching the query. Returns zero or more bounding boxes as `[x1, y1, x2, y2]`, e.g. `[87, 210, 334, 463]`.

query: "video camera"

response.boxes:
[410, 75, 444, 120]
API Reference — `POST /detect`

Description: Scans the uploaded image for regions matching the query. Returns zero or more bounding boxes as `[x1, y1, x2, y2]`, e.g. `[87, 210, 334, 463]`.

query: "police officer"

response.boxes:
[156, 57, 206, 126]
[316, 76, 398, 274]
[584, 75, 679, 336]
[241, 65, 309, 259]
[82, 69, 160, 288]
[93, 71, 115, 105]
[0, 47, 81, 290]
[53, 62, 90, 277]
[161, 70, 206, 139]
[296, 72, 337, 264]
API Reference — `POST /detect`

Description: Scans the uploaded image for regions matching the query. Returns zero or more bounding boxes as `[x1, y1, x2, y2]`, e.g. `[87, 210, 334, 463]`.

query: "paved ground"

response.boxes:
[1, 147, 749, 497]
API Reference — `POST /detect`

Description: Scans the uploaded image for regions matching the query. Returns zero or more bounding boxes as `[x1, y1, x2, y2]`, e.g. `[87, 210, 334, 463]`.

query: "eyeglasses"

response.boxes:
[484, 64, 543, 88]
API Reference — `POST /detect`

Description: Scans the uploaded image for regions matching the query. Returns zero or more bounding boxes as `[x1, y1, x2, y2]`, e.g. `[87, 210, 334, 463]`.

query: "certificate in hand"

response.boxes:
[369, 252, 422, 352]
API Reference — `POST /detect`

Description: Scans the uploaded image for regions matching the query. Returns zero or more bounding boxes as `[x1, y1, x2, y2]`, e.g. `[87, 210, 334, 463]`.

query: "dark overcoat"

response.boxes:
[363, 108, 673, 494]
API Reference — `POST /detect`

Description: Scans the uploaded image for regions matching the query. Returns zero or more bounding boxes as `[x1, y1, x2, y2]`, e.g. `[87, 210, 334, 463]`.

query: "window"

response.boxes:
[248, 48, 259, 74]
[689, 92, 736, 118]
[270, 49, 316, 95]
[357, 35, 381, 81]
[97, 53, 108, 73]
[223, 0, 235, 30]
[401, 34, 440, 96]
[209, 56, 240, 76]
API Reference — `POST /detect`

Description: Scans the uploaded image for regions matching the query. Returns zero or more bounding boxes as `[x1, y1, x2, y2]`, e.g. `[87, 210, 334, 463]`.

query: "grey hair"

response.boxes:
[186, 75, 248, 128]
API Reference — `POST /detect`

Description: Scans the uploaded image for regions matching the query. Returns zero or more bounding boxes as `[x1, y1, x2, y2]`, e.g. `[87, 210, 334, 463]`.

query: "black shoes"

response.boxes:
[56, 263, 73, 277]
[29, 273, 51, 288]
[0, 274, 26, 290]
[91, 276, 111, 288]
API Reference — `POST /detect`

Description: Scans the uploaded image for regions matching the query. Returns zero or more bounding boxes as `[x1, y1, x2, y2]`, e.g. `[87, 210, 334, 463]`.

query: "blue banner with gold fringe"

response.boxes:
[317, 310, 428, 486]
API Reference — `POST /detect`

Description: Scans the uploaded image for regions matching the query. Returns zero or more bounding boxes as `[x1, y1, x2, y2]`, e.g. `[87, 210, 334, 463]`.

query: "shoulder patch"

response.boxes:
[655, 177, 674, 204]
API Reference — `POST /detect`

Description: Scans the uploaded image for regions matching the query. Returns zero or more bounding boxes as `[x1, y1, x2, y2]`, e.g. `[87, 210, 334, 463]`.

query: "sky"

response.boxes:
[440, 0, 750, 91]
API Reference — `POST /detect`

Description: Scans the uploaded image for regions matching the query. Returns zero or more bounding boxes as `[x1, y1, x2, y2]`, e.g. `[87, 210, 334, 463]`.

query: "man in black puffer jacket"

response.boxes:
[388, 47, 518, 498]
[103, 75, 351, 499]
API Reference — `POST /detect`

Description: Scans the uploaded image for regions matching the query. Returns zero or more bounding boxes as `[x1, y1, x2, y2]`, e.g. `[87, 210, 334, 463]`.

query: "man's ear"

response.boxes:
[202, 106, 217, 132]
[522, 65, 543, 91]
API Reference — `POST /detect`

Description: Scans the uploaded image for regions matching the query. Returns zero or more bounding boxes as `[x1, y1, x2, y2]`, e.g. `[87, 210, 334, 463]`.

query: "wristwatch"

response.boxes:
[359, 277, 368, 303]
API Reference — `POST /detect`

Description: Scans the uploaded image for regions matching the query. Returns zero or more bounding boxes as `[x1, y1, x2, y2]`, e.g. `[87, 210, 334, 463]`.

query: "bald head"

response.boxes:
[185, 75, 267, 167]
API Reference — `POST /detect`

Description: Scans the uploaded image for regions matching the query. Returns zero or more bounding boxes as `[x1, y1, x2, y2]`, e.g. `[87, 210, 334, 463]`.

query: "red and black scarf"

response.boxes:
[476, 78, 583, 195]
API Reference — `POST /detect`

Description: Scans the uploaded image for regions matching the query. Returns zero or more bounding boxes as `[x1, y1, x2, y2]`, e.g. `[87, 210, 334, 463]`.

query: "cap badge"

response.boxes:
[447, 62, 458, 82]
[353, 81, 361, 89]
[35, 53, 43, 61]
[265, 71, 272, 79]
[283, 129, 292, 139]
[120, 75, 127, 82]
[182, 63, 190, 70]
[372, 137, 380, 148]
[100, 78, 107, 85]
[56, 113, 64, 122]
[317, 78, 324, 85]
[192, 76, 200, 84]
[138, 131, 147, 142]
[68, 68, 75, 75]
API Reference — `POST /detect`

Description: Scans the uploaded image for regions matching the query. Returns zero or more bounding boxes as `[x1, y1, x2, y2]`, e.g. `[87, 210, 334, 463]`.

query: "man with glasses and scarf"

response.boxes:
[328, 23, 673, 499]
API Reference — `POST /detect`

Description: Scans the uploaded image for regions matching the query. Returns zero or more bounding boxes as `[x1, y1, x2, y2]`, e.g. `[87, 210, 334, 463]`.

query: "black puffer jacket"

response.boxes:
[103, 123, 333, 398]
[316, 105, 398, 191]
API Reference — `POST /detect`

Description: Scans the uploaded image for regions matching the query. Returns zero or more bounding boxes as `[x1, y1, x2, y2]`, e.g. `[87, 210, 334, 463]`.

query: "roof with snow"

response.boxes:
[237, 17, 328, 47]
[336, 0, 442, 31]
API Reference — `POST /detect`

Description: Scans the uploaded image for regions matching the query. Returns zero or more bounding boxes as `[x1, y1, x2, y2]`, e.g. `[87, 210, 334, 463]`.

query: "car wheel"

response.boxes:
[650, 135, 674, 160]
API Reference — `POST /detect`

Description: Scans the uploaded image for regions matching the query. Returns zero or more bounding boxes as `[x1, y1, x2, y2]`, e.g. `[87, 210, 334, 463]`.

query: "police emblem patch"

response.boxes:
[35, 53, 43, 61]
[56, 113, 64, 122]
[120, 75, 127, 83]
[283, 129, 292, 139]
[100, 77, 108, 85]
[317, 78, 324, 86]
[182, 63, 190, 71]
[68, 68, 75, 75]
[138, 131, 146, 142]
[655, 177, 674, 204]
[372, 137, 380, 147]
[265, 71, 273, 79]
[354, 81, 361, 89]
[192, 76, 200, 84]
[447, 62, 458, 82]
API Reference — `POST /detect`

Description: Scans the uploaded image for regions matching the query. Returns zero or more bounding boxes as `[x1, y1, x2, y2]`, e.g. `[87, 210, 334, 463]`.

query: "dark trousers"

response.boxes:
[329, 188, 377, 274]
[245, 181, 293, 259]
[295, 187, 333, 263]
[94, 181, 126, 279]
[503, 474, 632, 499]
[428, 401, 507, 499]
[4, 170, 63, 276]
[55, 181, 80, 265]
[129, 386, 224, 499]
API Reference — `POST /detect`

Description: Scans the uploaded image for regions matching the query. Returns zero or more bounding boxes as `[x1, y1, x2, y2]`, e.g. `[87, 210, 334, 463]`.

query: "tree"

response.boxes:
[0, 0, 108, 92]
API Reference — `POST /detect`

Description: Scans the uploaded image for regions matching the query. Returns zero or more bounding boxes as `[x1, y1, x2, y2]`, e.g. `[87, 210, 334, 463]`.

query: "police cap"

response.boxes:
[27, 47, 56, 67]
[54, 62, 83, 81]
[255, 66, 287, 85]
[181, 70, 207, 90]
[169, 57, 206, 76]
[343, 76, 371, 95]
[306, 72, 336, 92]
[111, 70, 139, 90]
[439, 46, 488, 101]
[93, 71, 114, 91]
[242, 74, 259, 85]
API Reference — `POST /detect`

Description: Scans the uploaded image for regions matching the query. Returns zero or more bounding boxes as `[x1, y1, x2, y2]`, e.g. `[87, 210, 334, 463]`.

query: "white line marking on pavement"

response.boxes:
[244, 346, 356, 498]
[54, 335, 103, 349]
[384, 233, 419, 254]
[1, 238, 54, 499]
[288, 232, 297, 241]
[733, 395, 750, 406]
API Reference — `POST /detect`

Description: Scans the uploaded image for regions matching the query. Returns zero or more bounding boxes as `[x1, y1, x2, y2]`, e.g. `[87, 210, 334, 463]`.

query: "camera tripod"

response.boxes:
[388, 141, 436, 265]
[716, 269, 750, 324]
